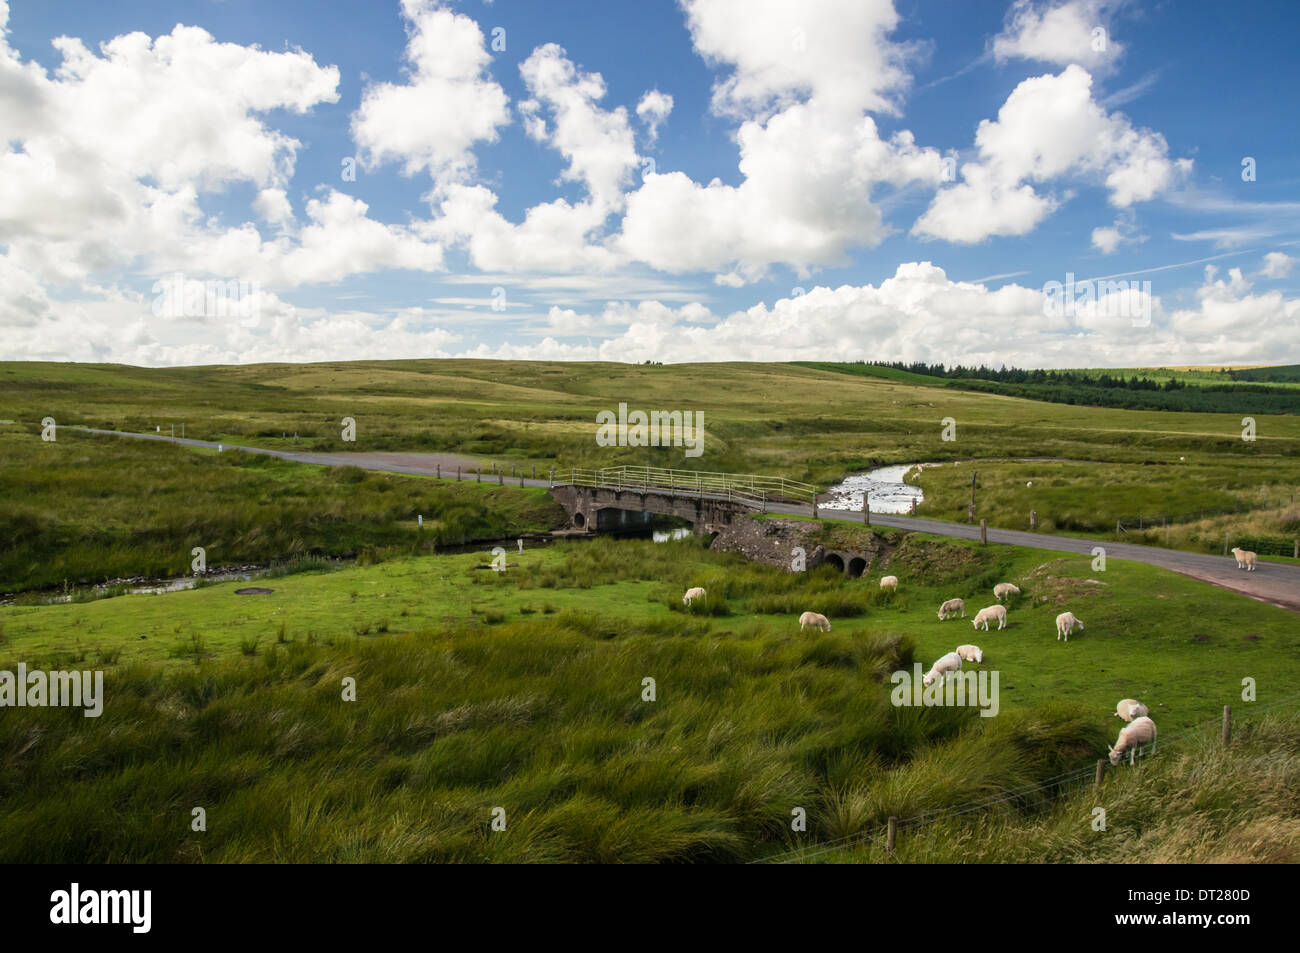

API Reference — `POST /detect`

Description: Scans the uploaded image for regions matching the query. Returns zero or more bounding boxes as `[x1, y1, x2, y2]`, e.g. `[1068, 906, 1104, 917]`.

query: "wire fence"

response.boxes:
[754, 691, 1300, 864]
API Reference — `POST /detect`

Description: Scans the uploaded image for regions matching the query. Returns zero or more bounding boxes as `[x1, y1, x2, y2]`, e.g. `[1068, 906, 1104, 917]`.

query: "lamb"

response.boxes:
[1108, 716, 1157, 765]
[1115, 698, 1149, 721]
[1230, 547, 1258, 571]
[682, 587, 706, 606]
[879, 576, 899, 591]
[993, 582, 1021, 602]
[972, 604, 1007, 631]
[937, 597, 965, 621]
[1055, 611, 1084, 641]
[956, 644, 983, 663]
[799, 611, 831, 632]
[923, 651, 963, 686]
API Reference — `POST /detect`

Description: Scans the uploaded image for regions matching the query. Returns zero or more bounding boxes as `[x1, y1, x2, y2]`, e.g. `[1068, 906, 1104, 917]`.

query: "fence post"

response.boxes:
[456, 466, 461, 481]
[571, 467, 576, 486]
[1294, 539, 1298, 559]
[1223, 705, 1231, 747]
[1095, 759, 1106, 787]
[886, 816, 897, 855]
[476, 468, 481, 483]
[436, 464, 440, 480]
[863, 493, 870, 526]
[1223, 531, 1230, 556]
[532, 464, 536, 480]
[1116, 519, 1122, 536]
[549, 466, 555, 488]
[1030, 509, 1037, 531]
[980, 518, 987, 545]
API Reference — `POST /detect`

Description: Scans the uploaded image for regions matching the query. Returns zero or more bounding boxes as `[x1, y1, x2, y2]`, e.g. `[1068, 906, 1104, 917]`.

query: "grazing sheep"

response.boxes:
[972, 604, 1007, 631]
[682, 587, 706, 606]
[880, 575, 899, 591]
[1115, 698, 1149, 721]
[1109, 716, 1157, 765]
[923, 651, 963, 686]
[1230, 547, 1258, 571]
[1055, 611, 1084, 641]
[956, 644, 983, 663]
[937, 597, 966, 621]
[993, 582, 1021, 602]
[799, 611, 831, 632]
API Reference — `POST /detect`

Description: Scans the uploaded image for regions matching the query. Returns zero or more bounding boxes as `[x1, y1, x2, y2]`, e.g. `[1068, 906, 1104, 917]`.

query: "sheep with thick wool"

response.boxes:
[682, 587, 706, 606]
[1109, 716, 1157, 765]
[1055, 611, 1084, 641]
[1230, 547, 1258, 571]
[937, 598, 965, 621]
[972, 604, 1007, 631]
[799, 611, 831, 632]
[956, 644, 983, 663]
[1115, 698, 1149, 721]
[879, 575, 899, 591]
[993, 582, 1020, 602]
[923, 651, 963, 686]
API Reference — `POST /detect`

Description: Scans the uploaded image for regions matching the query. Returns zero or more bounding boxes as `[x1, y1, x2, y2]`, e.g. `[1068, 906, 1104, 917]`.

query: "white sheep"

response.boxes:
[799, 611, 831, 632]
[993, 582, 1021, 602]
[1230, 547, 1258, 572]
[972, 604, 1007, 631]
[682, 587, 706, 606]
[956, 644, 983, 663]
[1115, 698, 1149, 721]
[937, 597, 965, 621]
[1109, 716, 1157, 765]
[1055, 611, 1083, 641]
[879, 575, 899, 591]
[923, 651, 963, 686]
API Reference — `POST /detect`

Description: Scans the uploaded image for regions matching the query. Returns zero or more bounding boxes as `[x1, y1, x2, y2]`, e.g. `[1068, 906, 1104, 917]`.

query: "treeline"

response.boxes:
[844, 361, 1300, 415]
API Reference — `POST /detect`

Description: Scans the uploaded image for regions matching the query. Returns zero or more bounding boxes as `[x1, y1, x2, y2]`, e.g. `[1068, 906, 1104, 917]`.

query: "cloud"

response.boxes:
[635, 89, 673, 144]
[992, 0, 1124, 74]
[1260, 252, 1293, 279]
[351, 0, 510, 182]
[1091, 209, 1145, 254]
[914, 65, 1189, 242]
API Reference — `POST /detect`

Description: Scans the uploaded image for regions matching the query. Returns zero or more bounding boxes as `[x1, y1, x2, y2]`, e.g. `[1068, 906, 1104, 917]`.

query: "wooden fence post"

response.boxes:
[476, 468, 481, 483]
[1294, 539, 1298, 559]
[1029, 509, 1037, 531]
[532, 464, 536, 480]
[1095, 758, 1106, 787]
[436, 464, 440, 480]
[980, 518, 987, 545]
[549, 466, 555, 488]
[863, 493, 870, 526]
[456, 466, 461, 481]
[1223, 705, 1232, 747]
[498, 470, 504, 485]
[886, 816, 897, 855]
[1223, 531, 1230, 556]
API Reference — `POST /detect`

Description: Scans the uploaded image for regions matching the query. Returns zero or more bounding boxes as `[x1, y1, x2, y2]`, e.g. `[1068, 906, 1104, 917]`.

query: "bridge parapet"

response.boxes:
[557, 465, 816, 511]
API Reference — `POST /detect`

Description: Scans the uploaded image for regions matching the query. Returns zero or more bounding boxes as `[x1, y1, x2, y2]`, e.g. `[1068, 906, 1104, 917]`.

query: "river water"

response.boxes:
[820, 463, 928, 514]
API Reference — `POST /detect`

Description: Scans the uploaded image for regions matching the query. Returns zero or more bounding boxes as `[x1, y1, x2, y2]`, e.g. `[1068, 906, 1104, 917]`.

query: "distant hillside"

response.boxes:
[797, 361, 1300, 415]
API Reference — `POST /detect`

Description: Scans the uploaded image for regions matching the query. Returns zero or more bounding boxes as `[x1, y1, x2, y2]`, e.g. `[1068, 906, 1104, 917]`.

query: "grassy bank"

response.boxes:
[0, 428, 565, 594]
[2, 530, 1296, 862]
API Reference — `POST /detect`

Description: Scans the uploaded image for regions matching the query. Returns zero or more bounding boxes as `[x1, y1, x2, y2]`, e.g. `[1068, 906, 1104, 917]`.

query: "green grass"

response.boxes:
[2, 529, 1296, 862]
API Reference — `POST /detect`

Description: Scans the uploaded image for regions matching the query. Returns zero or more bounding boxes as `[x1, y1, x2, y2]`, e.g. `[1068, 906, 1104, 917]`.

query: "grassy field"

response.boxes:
[2, 530, 1295, 862]
[0, 427, 564, 594]
[2, 359, 1298, 592]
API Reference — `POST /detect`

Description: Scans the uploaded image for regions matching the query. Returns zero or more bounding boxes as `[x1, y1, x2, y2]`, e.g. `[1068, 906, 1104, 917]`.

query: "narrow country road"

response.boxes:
[76, 428, 1300, 613]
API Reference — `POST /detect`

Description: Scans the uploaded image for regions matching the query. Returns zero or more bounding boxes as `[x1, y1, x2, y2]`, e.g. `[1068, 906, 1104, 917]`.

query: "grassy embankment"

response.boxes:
[2, 532, 1295, 862]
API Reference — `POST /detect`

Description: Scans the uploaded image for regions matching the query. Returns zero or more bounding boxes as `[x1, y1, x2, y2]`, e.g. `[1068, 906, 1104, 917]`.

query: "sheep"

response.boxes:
[937, 597, 965, 621]
[993, 582, 1021, 602]
[799, 611, 831, 632]
[879, 575, 899, 591]
[923, 651, 963, 686]
[1055, 611, 1084, 641]
[682, 587, 706, 606]
[972, 604, 1007, 631]
[1108, 716, 1157, 765]
[1230, 547, 1258, 572]
[1115, 698, 1149, 721]
[956, 644, 983, 663]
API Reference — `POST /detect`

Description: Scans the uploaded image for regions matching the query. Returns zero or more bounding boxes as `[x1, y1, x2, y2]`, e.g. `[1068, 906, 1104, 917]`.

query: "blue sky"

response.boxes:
[2, 0, 1298, 366]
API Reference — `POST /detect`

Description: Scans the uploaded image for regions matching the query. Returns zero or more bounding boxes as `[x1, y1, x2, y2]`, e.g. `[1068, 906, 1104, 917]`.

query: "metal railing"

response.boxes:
[557, 465, 817, 510]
